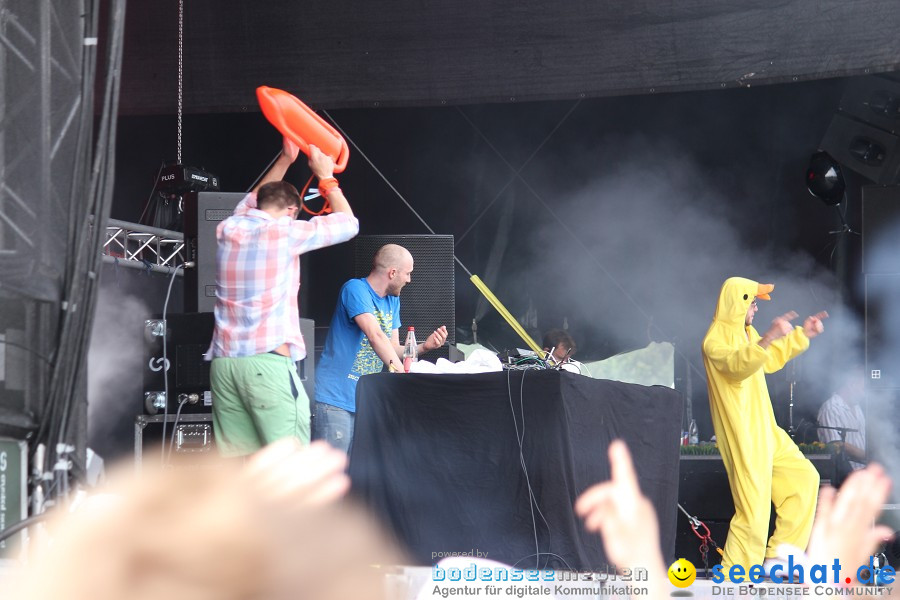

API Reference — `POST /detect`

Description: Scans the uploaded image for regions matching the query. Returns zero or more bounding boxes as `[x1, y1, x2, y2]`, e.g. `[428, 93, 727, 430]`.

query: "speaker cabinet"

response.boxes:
[182, 191, 246, 313]
[820, 113, 900, 184]
[839, 76, 900, 136]
[143, 313, 315, 413]
[352, 235, 456, 352]
[862, 186, 900, 391]
[865, 274, 900, 391]
[675, 455, 836, 570]
[862, 185, 900, 274]
[143, 312, 215, 415]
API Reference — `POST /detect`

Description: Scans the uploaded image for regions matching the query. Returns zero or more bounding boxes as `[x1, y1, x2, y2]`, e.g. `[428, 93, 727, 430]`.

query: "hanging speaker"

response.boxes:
[182, 191, 246, 313]
[820, 113, 900, 184]
[862, 185, 900, 274]
[838, 76, 900, 136]
[352, 235, 456, 353]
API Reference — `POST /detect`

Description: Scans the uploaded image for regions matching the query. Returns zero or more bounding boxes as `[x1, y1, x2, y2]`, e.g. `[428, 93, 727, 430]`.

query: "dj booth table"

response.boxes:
[347, 370, 682, 571]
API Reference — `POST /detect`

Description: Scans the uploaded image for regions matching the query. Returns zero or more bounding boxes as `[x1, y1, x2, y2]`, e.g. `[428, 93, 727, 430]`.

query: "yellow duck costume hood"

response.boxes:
[711, 277, 773, 329]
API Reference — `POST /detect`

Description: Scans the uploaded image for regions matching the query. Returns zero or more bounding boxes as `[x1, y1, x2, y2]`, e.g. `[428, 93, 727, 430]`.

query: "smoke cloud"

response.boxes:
[87, 281, 153, 461]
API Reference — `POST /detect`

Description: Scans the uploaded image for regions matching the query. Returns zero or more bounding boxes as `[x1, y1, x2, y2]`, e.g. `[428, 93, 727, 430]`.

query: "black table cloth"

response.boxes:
[347, 370, 682, 572]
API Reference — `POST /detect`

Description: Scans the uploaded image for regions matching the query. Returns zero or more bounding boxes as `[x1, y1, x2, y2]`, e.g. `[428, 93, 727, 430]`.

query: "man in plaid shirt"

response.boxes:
[206, 137, 359, 456]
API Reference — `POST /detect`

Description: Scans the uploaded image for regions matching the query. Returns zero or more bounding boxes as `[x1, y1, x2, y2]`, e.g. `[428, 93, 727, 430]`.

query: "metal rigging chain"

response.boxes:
[177, 0, 184, 164]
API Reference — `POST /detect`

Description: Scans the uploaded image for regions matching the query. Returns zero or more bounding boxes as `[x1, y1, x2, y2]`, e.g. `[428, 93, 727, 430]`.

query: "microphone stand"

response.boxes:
[816, 424, 857, 445]
[816, 424, 859, 477]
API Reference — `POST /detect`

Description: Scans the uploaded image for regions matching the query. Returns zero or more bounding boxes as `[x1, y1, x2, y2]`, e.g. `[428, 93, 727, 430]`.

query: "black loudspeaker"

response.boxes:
[143, 312, 215, 415]
[676, 455, 836, 570]
[674, 513, 730, 571]
[862, 185, 900, 274]
[143, 312, 316, 413]
[839, 76, 900, 136]
[862, 186, 900, 391]
[865, 274, 900, 391]
[352, 235, 456, 355]
[820, 113, 900, 184]
[182, 191, 246, 313]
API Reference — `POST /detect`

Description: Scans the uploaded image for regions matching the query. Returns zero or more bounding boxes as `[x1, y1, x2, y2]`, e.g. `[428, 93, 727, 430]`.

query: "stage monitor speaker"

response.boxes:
[820, 113, 900, 184]
[143, 312, 316, 413]
[144, 312, 215, 415]
[839, 76, 900, 136]
[862, 185, 900, 274]
[865, 273, 900, 391]
[353, 235, 456, 354]
[182, 191, 245, 313]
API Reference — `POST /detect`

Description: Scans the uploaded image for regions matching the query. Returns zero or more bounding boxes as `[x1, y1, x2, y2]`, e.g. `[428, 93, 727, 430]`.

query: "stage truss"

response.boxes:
[101, 219, 185, 276]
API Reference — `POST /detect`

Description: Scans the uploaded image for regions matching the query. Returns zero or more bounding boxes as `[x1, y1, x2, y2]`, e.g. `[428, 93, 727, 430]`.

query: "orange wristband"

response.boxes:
[317, 177, 339, 197]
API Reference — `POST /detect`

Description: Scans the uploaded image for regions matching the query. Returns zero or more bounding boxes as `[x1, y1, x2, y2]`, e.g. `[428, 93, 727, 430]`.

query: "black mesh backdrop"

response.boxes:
[0, 1, 93, 440]
[119, 0, 900, 113]
[0, 0, 126, 496]
[0, 1, 88, 302]
[353, 235, 455, 347]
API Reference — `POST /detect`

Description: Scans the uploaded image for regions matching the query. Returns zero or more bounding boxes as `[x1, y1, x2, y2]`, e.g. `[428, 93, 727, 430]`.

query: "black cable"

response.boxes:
[166, 397, 189, 462]
[506, 369, 555, 570]
[159, 262, 182, 462]
[506, 369, 538, 566]
[137, 161, 165, 225]
[454, 104, 712, 385]
[0, 339, 52, 364]
[35, 0, 122, 487]
[245, 150, 283, 193]
[519, 371, 555, 570]
[511, 552, 576, 573]
[322, 111, 474, 279]
[56, 0, 127, 480]
[453, 101, 582, 247]
[0, 512, 53, 544]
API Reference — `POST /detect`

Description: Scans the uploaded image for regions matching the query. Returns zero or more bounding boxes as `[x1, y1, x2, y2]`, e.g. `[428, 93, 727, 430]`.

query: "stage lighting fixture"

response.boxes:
[806, 151, 846, 206]
[144, 391, 166, 414]
[144, 318, 166, 346]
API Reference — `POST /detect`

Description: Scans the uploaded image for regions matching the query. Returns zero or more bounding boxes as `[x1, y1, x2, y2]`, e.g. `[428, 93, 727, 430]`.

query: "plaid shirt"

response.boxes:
[206, 192, 358, 361]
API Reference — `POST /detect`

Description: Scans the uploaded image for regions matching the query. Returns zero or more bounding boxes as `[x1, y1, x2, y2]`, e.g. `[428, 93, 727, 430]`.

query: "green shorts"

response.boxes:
[210, 352, 310, 457]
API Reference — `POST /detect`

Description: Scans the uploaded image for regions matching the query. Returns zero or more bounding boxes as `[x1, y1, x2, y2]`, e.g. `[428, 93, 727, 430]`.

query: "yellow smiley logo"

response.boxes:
[667, 558, 696, 588]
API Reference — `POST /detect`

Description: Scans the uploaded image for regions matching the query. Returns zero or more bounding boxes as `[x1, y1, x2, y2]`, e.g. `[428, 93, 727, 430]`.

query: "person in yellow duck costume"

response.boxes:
[702, 277, 828, 571]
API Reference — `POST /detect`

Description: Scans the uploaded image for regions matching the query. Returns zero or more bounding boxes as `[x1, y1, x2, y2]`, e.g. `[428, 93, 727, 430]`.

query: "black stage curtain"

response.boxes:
[348, 370, 682, 572]
[119, 0, 900, 113]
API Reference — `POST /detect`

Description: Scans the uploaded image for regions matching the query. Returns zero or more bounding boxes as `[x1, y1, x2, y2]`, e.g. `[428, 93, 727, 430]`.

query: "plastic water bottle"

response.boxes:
[403, 327, 418, 373]
[688, 419, 699, 445]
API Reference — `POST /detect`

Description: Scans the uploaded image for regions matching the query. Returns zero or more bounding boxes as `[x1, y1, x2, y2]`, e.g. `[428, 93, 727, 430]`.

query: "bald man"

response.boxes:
[313, 244, 448, 453]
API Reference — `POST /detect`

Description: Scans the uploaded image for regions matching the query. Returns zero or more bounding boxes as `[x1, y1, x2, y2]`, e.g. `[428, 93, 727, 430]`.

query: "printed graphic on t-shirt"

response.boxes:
[350, 308, 394, 377]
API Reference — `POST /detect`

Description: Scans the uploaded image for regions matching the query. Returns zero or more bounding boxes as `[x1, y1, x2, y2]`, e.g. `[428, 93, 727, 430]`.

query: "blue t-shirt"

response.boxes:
[315, 278, 401, 412]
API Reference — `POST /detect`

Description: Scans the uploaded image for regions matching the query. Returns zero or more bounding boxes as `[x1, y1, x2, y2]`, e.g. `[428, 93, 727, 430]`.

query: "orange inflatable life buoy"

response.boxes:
[256, 86, 349, 173]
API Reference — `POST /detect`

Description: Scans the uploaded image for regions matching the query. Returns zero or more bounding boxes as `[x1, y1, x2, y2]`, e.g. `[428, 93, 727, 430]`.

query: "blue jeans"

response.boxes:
[313, 402, 355, 455]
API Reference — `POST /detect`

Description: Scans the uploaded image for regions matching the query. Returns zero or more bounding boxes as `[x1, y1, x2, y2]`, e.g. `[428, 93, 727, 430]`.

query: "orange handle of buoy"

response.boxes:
[256, 86, 350, 174]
